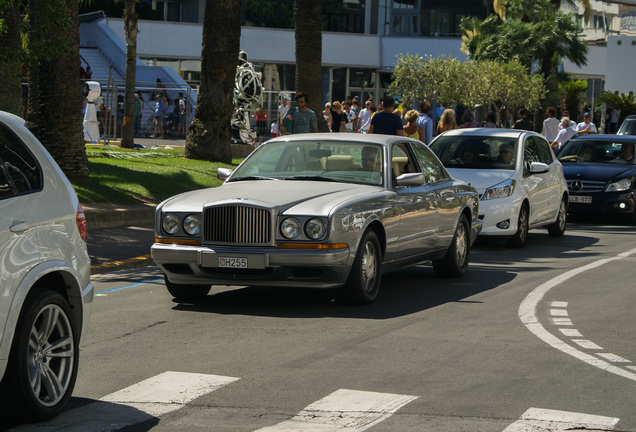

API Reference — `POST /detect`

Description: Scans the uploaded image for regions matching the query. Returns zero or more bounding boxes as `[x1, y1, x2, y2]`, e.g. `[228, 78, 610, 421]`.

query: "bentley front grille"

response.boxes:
[204, 205, 271, 244]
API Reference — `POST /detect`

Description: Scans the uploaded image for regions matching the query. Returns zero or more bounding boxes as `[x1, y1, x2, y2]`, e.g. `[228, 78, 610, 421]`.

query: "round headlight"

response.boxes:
[281, 217, 301, 239]
[183, 214, 201, 236]
[305, 218, 327, 239]
[162, 213, 180, 235]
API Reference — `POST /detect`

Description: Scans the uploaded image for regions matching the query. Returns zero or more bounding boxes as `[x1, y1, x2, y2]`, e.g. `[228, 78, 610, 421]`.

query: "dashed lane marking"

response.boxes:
[253, 388, 418, 432]
[518, 247, 636, 383]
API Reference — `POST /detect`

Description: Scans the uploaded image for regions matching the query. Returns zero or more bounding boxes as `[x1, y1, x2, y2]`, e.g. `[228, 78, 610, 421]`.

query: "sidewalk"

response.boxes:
[83, 202, 157, 274]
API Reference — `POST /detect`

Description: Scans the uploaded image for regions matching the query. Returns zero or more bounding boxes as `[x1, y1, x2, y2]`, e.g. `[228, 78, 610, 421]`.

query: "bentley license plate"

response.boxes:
[218, 257, 248, 268]
[569, 195, 592, 204]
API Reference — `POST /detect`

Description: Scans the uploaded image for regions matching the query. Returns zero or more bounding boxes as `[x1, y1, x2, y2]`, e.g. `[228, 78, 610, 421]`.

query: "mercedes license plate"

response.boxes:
[569, 195, 592, 204]
[218, 257, 248, 268]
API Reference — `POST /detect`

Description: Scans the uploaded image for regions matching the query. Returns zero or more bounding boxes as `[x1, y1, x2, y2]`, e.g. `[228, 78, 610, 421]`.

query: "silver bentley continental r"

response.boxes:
[151, 134, 482, 305]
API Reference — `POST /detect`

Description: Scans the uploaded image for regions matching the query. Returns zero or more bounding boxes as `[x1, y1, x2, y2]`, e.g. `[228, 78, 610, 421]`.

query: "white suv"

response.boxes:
[0, 111, 93, 421]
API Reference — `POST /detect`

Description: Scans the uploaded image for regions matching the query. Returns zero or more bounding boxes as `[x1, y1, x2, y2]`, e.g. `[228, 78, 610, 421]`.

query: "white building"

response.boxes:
[79, 0, 636, 108]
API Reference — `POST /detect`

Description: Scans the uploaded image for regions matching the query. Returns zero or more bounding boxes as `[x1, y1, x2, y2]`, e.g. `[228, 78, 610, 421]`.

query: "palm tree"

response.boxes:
[462, 0, 588, 80]
[0, 1, 23, 116]
[559, 79, 587, 120]
[293, 0, 329, 132]
[120, 0, 139, 149]
[185, 0, 240, 163]
[599, 91, 636, 125]
[26, 0, 89, 180]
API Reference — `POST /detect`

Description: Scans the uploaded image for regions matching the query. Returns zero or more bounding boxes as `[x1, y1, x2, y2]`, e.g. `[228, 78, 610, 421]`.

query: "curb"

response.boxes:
[82, 203, 156, 230]
[91, 254, 155, 274]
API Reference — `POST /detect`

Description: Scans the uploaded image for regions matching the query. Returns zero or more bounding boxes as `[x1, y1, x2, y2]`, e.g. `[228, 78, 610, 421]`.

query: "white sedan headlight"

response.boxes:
[281, 217, 301, 239]
[162, 213, 180, 235]
[482, 179, 516, 200]
[606, 178, 633, 192]
[305, 218, 327, 240]
[183, 214, 201, 236]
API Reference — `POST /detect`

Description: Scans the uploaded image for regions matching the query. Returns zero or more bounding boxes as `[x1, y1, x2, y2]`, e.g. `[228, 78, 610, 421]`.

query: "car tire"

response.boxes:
[342, 230, 382, 305]
[433, 214, 470, 278]
[508, 203, 529, 248]
[164, 275, 210, 301]
[0, 289, 78, 421]
[547, 197, 567, 237]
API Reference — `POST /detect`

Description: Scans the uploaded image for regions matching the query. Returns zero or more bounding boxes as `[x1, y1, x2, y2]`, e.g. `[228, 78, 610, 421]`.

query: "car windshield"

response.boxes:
[617, 119, 636, 136]
[229, 140, 384, 186]
[557, 139, 636, 165]
[430, 136, 518, 170]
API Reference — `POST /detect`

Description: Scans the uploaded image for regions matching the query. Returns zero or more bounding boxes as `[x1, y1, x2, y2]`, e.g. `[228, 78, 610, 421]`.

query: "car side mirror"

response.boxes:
[396, 172, 426, 186]
[217, 167, 233, 181]
[529, 162, 550, 174]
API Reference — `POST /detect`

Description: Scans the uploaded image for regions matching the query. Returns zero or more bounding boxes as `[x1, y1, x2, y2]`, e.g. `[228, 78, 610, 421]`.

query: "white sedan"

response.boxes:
[430, 128, 568, 247]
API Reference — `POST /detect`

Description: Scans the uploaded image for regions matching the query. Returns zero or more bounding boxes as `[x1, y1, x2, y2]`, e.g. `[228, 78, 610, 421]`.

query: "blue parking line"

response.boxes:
[96, 278, 163, 295]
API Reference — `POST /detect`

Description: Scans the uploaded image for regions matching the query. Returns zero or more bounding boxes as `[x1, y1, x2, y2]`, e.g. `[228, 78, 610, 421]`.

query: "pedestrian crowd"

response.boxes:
[274, 92, 598, 151]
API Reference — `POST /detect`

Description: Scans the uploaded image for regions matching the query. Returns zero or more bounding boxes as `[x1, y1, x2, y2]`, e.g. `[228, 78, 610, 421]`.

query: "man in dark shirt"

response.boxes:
[368, 96, 404, 136]
[513, 108, 533, 131]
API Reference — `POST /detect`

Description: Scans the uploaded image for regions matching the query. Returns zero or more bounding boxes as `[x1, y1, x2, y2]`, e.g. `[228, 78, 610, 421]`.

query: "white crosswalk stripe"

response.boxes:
[502, 407, 620, 432]
[11, 371, 240, 432]
[254, 388, 418, 432]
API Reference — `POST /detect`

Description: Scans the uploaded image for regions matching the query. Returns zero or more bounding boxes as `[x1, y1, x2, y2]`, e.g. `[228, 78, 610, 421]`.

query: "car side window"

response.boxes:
[0, 123, 42, 199]
[524, 137, 542, 165]
[535, 136, 554, 164]
[410, 141, 446, 183]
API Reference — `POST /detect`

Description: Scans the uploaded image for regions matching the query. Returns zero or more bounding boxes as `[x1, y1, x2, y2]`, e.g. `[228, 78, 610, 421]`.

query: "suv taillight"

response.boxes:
[76, 203, 88, 242]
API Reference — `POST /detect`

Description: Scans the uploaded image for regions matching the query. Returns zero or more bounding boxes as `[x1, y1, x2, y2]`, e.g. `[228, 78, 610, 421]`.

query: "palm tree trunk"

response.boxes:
[185, 0, 240, 162]
[0, 2, 23, 116]
[294, 0, 329, 132]
[29, 0, 89, 180]
[121, 0, 139, 149]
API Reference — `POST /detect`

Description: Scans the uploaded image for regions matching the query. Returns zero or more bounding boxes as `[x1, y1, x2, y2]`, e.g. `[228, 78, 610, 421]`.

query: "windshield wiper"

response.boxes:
[284, 175, 339, 182]
[230, 175, 277, 182]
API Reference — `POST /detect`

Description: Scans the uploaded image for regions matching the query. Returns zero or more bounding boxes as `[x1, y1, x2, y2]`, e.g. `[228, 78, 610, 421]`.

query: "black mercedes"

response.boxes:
[557, 135, 636, 220]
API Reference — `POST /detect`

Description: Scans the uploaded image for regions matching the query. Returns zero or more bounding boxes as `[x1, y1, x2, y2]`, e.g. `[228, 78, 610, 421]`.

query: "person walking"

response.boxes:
[513, 108, 533, 131]
[576, 111, 598, 134]
[358, 100, 373, 133]
[329, 101, 348, 132]
[280, 92, 318, 134]
[404, 110, 424, 142]
[151, 94, 166, 139]
[436, 109, 458, 134]
[416, 101, 434, 144]
[343, 101, 357, 132]
[542, 107, 560, 142]
[551, 117, 578, 150]
[368, 96, 403, 136]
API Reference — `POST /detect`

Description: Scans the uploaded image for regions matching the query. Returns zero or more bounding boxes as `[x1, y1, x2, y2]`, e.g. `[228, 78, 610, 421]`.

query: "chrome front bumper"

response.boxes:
[151, 243, 352, 289]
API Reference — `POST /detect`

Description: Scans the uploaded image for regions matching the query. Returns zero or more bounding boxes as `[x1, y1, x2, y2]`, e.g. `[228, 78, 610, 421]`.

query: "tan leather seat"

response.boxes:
[326, 155, 354, 171]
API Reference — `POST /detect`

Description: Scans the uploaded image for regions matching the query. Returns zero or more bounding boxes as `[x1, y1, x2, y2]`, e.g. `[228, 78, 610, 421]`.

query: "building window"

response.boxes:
[391, 0, 419, 35]
[155, 1, 181, 22]
[429, 10, 451, 36]
[242, 0, 364, 33]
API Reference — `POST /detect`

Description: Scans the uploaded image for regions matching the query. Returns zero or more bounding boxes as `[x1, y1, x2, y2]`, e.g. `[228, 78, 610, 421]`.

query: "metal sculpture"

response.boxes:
[231, 50, 263, 144]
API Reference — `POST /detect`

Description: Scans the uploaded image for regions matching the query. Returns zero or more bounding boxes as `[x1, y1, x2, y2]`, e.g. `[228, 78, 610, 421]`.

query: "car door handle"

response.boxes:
[10, 221, 32, 233]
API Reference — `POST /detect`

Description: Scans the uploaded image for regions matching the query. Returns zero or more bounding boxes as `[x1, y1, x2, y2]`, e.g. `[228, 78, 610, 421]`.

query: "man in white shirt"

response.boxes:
[358, 100, 373, 133]
[551, 117, 578, 150]
[576, 111, 598, 134]
[542, 107, 560, 142]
